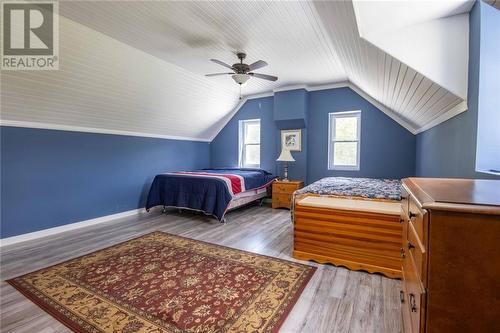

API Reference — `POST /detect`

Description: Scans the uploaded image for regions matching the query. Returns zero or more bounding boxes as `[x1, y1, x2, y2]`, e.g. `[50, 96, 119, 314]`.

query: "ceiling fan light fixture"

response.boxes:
[232, 73, 250, 85]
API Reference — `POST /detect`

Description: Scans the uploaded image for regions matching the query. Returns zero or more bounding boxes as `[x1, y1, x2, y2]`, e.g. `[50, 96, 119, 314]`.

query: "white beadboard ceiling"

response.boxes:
[352, 0, 473, 99]
[1, 1, 471, 140]
[353, 0, 473, 35]
[312, 0, 467, 133]
[1, 15, 237, 141]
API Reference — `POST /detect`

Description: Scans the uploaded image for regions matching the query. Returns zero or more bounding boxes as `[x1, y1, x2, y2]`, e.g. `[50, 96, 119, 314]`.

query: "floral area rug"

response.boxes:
[7, 231, 316, 333]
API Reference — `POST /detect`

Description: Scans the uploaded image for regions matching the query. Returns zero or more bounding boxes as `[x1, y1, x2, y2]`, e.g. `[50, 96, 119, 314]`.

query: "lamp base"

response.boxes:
[282, 163, 289, 181]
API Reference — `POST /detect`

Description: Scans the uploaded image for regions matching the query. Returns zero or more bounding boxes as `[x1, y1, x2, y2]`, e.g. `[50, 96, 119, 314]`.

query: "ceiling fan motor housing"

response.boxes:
[232, 63, 250, 74]
[233, 52, 249, 73]
[236, 52, 246, 61]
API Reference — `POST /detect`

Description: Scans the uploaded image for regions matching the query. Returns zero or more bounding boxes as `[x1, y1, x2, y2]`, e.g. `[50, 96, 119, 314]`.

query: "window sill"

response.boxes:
[329, 166, 360, 171]
[476, 169, 500, 176]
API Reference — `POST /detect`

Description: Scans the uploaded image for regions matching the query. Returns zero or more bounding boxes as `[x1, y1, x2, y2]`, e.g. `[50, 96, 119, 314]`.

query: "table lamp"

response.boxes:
[276, 148, 295, 181]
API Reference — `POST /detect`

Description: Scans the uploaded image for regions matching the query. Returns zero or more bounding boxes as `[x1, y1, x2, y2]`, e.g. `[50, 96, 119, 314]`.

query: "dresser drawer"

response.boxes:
[401, 187, 410, 217]
[402, 246, 424, 294]
[274, 193, 291, 206]
[408, 196, 425, 241]
[409, 290, 424, 333]
[401, 289, 414, 333]
[402, 253, 425, 333]
[407, 222, 426, 285]
[273, 183, 299, 194]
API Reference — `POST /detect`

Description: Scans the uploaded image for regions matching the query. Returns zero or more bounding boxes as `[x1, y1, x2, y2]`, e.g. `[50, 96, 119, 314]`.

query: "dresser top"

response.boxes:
[274, 180, 304, 185]
[404, 178, 500, 214]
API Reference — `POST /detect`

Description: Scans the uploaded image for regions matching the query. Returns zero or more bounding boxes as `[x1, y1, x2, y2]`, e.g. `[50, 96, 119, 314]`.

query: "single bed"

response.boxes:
[292, 177, 403, 278]
[146, 168, 277, 222]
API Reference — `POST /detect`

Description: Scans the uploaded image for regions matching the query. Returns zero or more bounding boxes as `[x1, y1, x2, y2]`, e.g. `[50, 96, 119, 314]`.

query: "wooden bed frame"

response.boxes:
[293, 195, 402, 278]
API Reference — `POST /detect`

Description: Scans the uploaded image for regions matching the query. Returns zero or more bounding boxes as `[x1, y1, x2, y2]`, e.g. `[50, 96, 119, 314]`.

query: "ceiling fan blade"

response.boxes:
[249, 72, 278, 81]
[205, 73, 233, 77]
[210, 59, 234, 70]
[248, 60, 268, 71]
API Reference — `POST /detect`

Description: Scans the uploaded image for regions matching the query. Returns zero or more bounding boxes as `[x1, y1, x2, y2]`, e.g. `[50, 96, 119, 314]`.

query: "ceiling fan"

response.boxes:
[205, 52, 278, 86]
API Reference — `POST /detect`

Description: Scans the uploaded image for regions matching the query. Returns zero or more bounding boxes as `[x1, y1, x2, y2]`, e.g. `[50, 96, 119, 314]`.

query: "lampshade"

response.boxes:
[276, 148, 295, 162]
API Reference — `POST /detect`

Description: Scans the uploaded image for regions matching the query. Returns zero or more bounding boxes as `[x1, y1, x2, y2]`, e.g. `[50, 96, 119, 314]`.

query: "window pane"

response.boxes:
[333, 142, 357, 166]
[334, 116, 358, 141]
[245, 123, 260, 144]
[245, 144, 260, 165]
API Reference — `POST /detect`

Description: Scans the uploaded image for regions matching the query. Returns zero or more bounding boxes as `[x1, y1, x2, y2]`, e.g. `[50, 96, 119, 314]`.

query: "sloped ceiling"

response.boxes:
[1, 1, 472, 140]
[56, 1, 348, 95]
[1, 15, 237, 141]
[313, 0, 468, 133]
[352, 0, 473, 99]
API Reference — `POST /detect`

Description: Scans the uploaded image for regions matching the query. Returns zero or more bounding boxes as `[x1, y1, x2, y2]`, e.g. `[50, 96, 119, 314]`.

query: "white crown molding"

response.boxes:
[272, 84, 309, 92]
[2, 83, 465, 142]
[244, 91, 275, 100]
[415, 100, 468, 134]
[306, 81, 350, 91]
[271, 82, 351, 93]
[211, 80, 420, 140]
[0, 207, 163, 248]
[0, 120, 211, 142]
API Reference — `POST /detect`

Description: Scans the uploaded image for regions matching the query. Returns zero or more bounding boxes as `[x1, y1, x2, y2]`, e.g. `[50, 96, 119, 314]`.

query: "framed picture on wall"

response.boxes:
[281, 129, 302, 151]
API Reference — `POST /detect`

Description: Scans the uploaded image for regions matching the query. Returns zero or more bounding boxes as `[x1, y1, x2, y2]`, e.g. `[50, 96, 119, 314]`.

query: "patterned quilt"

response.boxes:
[294, 177, 401, 201]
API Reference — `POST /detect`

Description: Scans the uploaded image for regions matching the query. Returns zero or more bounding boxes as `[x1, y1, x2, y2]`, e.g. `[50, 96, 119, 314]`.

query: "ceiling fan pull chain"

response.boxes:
[239, 84, 242, 100]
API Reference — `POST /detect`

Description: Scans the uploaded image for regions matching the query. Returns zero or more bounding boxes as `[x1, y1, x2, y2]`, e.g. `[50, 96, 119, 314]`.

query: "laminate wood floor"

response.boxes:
[0, 204, 402, 333]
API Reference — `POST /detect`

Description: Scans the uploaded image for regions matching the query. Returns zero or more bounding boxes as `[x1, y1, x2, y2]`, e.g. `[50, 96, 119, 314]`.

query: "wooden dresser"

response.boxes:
[272, 180, 304, 209]
[400, 178, 500, 333]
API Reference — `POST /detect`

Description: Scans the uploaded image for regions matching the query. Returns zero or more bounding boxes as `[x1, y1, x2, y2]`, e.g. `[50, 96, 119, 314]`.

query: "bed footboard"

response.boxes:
[293, 196, 402, 278]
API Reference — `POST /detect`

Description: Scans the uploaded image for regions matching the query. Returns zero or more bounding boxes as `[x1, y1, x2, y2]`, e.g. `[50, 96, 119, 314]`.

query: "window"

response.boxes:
[475, 2, 500, 176]
[239, 119, 261, 168]
[328, 111, 361, 170]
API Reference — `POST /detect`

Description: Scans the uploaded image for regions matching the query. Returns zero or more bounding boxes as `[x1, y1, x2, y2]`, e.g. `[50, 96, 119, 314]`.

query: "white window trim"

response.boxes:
[328, 111, 361, 171]
[238, 119, 261, 168]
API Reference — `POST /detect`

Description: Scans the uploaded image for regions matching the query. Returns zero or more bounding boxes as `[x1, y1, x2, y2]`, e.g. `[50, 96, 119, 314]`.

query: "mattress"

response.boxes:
[297, 196, 401, 215]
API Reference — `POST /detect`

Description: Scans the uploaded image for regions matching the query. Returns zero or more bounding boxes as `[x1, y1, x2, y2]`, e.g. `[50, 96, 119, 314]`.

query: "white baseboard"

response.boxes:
[0, 207, 160, 248]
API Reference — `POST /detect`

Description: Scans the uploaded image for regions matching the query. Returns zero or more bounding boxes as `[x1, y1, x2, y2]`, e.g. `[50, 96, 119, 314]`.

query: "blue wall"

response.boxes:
[211, 87, 416, 183]
[0, 126, 210, 238]
[211, 97, 279, 175]
[274, 89, 308, 129]
[274, 89, 309, 181]
[307, 87, 416, 184]
[416, 1, 500, 179]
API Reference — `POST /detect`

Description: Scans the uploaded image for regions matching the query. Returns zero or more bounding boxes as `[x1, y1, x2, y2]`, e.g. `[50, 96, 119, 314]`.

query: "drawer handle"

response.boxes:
[400, 290, 405, 303]
[409, 211, 417, 219]
[409, 293, 417, 312]
[407, 241, 415, 250]
[400, 248, 405, 258]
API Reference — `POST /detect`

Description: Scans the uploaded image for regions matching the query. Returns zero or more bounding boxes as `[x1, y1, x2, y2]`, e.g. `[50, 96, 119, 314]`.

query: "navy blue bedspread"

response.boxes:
[146, 168, 276, 221]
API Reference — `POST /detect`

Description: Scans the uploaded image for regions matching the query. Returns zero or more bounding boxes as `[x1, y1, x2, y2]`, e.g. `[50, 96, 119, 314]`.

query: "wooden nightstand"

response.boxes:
[272, 180, 304, 209]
